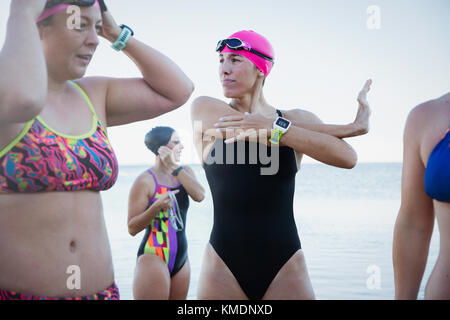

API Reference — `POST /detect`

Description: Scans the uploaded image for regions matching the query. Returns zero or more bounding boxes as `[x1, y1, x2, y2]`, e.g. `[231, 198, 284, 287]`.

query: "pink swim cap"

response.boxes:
[219, 30, 275, 77]
[37, 0, 100, 23]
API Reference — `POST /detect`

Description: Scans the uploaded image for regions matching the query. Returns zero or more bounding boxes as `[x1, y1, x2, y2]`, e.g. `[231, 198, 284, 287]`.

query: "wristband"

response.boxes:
[270, 117, 291, 145]
[111, 24, 134, 51]
[270, 129, 283, 145]
[171, 166, 184, 177]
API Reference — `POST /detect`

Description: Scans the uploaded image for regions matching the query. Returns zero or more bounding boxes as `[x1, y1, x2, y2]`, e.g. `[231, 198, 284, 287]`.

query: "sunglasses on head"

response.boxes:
[45, 0, 107, 12]
[216, 38, 274, 62]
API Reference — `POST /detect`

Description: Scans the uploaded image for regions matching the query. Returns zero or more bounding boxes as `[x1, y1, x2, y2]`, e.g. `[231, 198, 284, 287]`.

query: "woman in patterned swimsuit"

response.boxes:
[128, 127, 205, 299]
[0, 0, 193, 300]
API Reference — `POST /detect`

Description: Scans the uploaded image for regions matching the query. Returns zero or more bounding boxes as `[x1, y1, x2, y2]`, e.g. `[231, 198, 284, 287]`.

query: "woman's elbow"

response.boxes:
[343, 149, 358, 169]
[336, 142, 358, 169]
[192, 189, 205, 203]
[193, 194, 205, 203]
[127, 222, 138, 237]
[172, 80, 195, 108]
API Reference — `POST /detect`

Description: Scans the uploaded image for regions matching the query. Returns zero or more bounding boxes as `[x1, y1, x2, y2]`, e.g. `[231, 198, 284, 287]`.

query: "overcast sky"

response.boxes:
[1, 0, 449, 165]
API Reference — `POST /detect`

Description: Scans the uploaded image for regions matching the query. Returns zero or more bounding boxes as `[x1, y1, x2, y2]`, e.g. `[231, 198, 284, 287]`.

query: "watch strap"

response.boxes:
[111, 25, 134, 51]
[171, 166, 184, 176]
[270, 129, 283, 145]
[271, 110, 290, 144]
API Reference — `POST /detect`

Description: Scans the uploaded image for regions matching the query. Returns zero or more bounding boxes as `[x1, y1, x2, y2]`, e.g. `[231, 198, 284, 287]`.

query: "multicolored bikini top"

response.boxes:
[424, 127, 450, 202]
[0, 82, 118, 193]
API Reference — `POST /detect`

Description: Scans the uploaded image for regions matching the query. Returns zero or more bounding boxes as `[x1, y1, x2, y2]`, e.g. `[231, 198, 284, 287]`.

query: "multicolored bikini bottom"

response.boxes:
[0, 282, 119, 300]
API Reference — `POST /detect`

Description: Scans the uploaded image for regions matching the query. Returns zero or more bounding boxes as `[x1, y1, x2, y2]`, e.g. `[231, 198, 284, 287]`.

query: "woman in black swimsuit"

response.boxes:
[191, 30, 372, 300]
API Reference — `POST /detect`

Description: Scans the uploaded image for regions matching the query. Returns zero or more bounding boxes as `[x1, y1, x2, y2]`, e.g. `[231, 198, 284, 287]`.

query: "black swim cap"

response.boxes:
[144, 127, 175, 156]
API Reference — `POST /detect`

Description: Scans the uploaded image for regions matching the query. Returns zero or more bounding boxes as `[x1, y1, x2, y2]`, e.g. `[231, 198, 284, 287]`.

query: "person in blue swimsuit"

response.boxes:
[393, 92, 450, 299]
[128, 127, 205, 300]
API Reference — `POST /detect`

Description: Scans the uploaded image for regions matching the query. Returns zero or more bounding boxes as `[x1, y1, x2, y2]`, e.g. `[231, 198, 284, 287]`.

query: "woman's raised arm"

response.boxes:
[0, 0, 48, 124]
[80, 8, 194, 127]
[288, 80, 372, 139]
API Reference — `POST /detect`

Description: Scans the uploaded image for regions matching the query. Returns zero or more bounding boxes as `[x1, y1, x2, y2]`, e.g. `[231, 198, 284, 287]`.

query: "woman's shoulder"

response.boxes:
[191, 96, 240, 125]
[403, 94, 450, 159]
[280, 108, 323, 124]
[72, 77, 108, 97]
[405, 97, 446, 133]
[191, 96, 230, 112]
[72, 77, 109, 121]
[131, 168, 156, 191]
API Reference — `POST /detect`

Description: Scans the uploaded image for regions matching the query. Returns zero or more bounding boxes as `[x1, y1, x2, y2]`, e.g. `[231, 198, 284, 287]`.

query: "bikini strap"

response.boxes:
[70, 81, 98, 119]
[70, 81, 110, 136]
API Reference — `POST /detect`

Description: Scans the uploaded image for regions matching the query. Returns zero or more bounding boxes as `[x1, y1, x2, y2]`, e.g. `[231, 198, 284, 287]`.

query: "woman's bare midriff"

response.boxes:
[425, 201, 450, 299]
[0, 191, 114, 297]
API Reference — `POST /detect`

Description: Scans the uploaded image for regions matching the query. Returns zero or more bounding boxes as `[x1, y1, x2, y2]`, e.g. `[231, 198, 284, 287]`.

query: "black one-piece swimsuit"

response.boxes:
[204, 109, 302, 300]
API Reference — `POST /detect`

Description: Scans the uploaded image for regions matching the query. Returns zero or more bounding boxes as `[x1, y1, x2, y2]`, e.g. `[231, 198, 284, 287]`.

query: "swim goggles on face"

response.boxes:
[45, 0, 107, 12]
[168, 191, 184, 232]
[216, 38, 274, 62]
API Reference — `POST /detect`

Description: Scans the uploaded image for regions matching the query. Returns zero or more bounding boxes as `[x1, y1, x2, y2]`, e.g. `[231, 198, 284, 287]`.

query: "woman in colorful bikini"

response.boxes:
[191, 30, 372, 300]
[128, 127, 205, 300]
[393, 92, 450, 299]
[0, 0, 193, 300]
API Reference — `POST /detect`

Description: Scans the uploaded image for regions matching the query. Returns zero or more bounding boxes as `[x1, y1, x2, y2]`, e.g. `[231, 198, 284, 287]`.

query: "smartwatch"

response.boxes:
[270, 117, 291, 145]
[111, 24, 134, 51]
[171, 166, 184, 177]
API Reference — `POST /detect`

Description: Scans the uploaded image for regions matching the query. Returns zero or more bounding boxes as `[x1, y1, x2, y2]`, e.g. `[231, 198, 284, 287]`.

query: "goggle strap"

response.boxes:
[216, 38, 274, 62]
[45, 0, 97, 9]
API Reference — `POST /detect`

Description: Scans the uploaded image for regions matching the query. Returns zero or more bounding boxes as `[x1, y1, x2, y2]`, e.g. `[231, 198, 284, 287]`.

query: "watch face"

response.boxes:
[276, 118, 290, 129]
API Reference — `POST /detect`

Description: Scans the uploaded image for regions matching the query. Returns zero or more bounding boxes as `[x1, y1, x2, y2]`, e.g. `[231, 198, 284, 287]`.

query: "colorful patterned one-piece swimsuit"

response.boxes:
[137, 169, 189, 276]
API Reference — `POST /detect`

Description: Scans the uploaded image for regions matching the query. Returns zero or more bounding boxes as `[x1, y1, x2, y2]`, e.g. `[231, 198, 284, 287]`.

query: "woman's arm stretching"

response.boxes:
[0, 1, 48, 124]
[280, 111, 358, 169]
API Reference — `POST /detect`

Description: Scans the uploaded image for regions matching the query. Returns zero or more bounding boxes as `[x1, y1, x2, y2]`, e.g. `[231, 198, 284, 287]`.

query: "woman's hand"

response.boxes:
[352, 79, 372, 136]
[157, 146, 178, 171]
[11, 0, 47, 19]
[214, 72, 269, 144]
[154, 190, 179, 211]
[214, 112, 274, 144]
[98, 7, 122, 42]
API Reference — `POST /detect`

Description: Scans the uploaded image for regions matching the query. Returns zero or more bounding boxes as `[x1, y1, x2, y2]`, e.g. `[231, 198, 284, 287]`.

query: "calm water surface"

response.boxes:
[102, 163, 439, 300]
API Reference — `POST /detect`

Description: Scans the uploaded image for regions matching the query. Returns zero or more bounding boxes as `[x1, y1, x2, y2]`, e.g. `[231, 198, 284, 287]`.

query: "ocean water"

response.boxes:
[102, 163, 440, 300]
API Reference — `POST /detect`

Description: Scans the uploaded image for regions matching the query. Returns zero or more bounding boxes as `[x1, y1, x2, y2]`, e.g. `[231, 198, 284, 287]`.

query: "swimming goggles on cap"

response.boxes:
[45, 0, 107, 12]
[216, 38, 274, 62]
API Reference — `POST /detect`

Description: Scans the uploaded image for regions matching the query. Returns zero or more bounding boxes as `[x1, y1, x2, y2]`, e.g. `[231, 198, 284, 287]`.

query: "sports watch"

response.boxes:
[171, 166, 184, 177]
[270, 117, 291, 145]
[111, 24, 134, 51]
